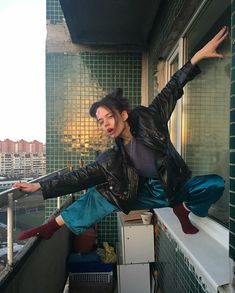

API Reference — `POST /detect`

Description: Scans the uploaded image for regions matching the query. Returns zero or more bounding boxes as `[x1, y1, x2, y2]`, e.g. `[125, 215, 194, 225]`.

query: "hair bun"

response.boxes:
[89, 87, 130, 117]
[114, 88, 123, 97]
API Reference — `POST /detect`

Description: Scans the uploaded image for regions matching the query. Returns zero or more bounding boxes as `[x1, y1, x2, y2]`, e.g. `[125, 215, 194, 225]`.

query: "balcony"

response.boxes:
[0, 168, 75, 293]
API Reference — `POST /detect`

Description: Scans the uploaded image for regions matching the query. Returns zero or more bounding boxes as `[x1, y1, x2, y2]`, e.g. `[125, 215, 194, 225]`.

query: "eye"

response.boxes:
[97, 120, 104, 126]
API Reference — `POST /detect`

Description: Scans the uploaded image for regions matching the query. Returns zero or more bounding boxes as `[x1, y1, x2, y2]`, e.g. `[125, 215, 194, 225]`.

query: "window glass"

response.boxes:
[183, 7, 231, 225]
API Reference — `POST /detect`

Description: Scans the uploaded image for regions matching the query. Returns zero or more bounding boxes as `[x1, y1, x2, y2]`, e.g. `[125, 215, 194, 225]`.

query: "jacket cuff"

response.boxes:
[39, 181, 51, 199]
[178, 60, 201, 87]
[184, 60, 201, 78]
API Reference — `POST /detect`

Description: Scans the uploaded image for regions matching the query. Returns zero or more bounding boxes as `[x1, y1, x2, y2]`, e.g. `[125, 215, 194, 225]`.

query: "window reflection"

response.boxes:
[184, 11, 231, 225]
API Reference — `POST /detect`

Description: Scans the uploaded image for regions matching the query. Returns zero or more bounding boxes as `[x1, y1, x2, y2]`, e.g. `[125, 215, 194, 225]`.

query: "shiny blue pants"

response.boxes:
[61, 174, 224, 235]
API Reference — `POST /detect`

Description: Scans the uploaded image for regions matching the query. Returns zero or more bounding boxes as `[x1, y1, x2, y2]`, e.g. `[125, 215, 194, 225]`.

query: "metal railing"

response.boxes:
[0, 167, 70, 268]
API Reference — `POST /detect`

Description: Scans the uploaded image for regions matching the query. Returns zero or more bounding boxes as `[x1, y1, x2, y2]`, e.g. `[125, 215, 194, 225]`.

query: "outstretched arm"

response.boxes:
[191, 26, 228, 65]
[13, 162, 107, 199]
[149, 26, 229, 121]
[39, 162, 106, 199]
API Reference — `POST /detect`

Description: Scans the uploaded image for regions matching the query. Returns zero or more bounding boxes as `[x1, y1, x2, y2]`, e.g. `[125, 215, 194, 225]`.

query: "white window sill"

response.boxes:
[154, 208, 232, 293]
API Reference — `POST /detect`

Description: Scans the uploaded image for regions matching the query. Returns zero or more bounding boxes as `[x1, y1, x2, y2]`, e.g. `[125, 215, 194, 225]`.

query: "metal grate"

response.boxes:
[156, 222, 209, 293]
[69, 271, 113, 286]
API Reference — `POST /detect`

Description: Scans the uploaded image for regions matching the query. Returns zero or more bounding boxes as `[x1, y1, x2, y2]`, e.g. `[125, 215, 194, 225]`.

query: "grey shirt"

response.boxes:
[124, 137, 158, 178]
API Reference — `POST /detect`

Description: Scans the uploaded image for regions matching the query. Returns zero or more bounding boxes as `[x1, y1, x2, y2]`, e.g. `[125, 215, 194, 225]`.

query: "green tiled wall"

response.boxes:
[149, 0, 186, 60]
[148, 0, 185, 98]
[46, 52, 142, 245]
[148, 0, 204, 98]
[230, 0, 235, 261]
[46, 0, 64, 23]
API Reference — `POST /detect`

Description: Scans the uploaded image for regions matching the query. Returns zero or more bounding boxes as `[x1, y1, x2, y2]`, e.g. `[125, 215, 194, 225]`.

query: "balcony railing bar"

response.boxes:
[57, 171, 61, 209]
[0, 167, 69, 207]
[0, 167, 70, 268]
[7, 193, 13, 267]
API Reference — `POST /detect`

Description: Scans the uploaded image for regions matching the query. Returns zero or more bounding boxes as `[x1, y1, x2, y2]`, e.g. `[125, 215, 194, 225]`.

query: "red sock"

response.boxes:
[173, 203, 199, 234]
[17, 218, 61, 240]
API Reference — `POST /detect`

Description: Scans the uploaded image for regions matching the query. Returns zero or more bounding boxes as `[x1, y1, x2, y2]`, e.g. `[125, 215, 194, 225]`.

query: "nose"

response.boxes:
[104, 118, 110, 128]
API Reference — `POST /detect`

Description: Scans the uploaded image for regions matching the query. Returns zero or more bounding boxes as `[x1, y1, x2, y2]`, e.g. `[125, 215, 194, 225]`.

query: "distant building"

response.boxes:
[0, 140, 46, 178]
[0, 139, 44, 154]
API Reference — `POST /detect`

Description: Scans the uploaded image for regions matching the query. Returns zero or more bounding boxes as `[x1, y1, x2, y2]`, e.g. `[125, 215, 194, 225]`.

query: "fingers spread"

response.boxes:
[215, 26, 228, 42]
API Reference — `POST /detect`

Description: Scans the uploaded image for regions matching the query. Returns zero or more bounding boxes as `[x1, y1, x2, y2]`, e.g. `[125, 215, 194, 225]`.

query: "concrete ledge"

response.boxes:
[154, 208, 231, 293]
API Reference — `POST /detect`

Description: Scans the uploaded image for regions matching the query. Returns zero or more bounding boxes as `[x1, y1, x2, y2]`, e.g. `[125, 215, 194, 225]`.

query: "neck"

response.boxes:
[121, 122, 133, 145]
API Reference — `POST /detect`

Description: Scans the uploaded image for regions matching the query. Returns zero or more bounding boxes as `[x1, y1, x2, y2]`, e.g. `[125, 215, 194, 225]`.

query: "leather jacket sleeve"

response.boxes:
[148, 61, 201, 122]
[39, 162, 107, 199]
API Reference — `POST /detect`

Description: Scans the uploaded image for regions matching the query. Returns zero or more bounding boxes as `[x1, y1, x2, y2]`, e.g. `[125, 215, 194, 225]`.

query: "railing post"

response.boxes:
[57, 171, 61, 209]
[7, 192, 14, 268]
[57, 197, 61, 209]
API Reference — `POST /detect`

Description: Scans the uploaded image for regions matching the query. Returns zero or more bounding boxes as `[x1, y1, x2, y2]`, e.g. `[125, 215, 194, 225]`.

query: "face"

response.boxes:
[96, 106, 129, 139]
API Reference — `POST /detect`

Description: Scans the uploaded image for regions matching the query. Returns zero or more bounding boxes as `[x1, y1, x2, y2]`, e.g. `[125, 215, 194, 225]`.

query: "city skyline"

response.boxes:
[0, 138, 45, 144]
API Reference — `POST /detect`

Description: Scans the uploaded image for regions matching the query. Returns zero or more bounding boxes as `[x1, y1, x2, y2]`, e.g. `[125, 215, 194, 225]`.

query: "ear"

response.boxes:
[121, 110, 129, 121]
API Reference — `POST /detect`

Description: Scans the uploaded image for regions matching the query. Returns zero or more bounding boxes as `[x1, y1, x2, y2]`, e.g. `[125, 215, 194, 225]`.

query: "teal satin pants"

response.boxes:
[61, 174, 224, 235]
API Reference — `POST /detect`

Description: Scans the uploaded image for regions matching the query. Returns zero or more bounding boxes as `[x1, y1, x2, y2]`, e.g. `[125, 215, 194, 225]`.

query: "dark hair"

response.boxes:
[89, 88, 131, 118]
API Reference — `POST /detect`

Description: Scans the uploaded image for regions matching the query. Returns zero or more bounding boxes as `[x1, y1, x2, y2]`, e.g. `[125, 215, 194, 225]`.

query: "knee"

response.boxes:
[207, 174, 225, 190]
[205, 175, 225, 203]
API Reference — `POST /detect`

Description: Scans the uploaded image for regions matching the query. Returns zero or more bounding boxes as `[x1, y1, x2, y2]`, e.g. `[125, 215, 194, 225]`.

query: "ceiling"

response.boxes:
[59, 0, 162, 48]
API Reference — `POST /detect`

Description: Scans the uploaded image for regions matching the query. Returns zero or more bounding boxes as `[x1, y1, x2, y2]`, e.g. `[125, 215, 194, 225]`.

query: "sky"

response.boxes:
[0, 1, 46, 143]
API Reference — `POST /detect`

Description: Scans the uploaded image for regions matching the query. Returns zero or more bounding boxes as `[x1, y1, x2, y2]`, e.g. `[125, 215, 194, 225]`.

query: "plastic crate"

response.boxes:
[69, 271, 113, 285]
[67, 252, 113, 273]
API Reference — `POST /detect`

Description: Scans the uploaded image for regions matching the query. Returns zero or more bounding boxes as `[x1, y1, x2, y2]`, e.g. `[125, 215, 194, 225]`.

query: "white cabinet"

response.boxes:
[117, 263, 151, 293]
[117, 212, 155, 264]
[117, 212, 155, 293]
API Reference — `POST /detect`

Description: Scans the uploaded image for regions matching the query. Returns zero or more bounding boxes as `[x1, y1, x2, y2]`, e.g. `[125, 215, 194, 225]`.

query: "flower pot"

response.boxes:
[73, 226, 97, 253]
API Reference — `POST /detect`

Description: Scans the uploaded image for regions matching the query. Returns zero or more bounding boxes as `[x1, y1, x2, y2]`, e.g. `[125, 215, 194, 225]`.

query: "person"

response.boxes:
[13, 27, 228, 240]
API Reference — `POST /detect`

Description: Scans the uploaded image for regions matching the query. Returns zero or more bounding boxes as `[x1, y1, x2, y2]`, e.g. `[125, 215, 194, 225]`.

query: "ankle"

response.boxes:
[182, 202, 190, 212]
[173, 203, 199, 234]
[55, 215, 64, 226]
[173, 202, 190, 216]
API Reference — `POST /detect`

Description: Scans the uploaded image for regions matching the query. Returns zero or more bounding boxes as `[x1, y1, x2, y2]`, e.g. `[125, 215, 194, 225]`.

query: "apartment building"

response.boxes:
[0, 140, 45, 178]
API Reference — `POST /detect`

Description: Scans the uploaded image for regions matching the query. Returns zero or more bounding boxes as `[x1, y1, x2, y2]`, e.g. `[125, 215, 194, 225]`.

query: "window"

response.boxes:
[182, 2, 231, 225]
[165, 0, 231, 226]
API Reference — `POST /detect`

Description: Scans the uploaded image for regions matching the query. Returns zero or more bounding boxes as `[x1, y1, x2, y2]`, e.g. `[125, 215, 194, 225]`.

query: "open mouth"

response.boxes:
[107, 128, 114, 135]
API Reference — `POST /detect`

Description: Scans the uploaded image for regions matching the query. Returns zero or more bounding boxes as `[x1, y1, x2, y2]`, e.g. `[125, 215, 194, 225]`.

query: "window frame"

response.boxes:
[165, 0, 230, 227]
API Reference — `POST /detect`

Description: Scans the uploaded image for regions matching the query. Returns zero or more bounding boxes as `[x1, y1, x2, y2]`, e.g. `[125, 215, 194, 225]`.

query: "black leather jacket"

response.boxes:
[40, 61, 201, 213]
